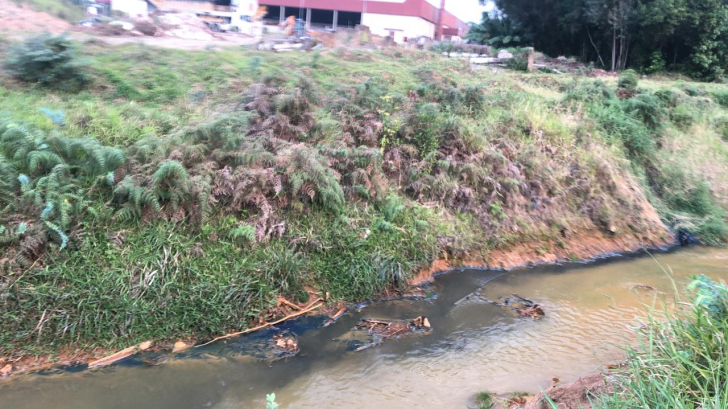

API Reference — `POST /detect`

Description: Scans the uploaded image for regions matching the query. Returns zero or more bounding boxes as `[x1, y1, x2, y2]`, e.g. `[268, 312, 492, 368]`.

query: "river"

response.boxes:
[1, 247, 727, 409]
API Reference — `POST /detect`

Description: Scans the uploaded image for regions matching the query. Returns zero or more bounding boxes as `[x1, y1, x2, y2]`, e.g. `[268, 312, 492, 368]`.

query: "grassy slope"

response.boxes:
[1, 40, 727, 357]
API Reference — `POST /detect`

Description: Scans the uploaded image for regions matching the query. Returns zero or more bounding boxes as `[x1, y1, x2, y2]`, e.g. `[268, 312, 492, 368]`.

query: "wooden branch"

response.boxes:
[196, 299, 324, 348]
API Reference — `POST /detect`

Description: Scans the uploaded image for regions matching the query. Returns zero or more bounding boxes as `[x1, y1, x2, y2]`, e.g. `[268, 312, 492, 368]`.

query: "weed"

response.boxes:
[4, 34, 90, 92]
[475, 391, 494, 409]
[591, 277, 728, 408]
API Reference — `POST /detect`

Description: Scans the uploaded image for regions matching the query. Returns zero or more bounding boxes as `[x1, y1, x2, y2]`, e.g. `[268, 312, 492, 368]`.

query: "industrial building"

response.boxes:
[260, 0, 470, 43]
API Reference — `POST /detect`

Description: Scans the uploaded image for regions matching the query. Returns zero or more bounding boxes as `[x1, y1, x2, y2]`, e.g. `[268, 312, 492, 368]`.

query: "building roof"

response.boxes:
[261, 0, 469, 33]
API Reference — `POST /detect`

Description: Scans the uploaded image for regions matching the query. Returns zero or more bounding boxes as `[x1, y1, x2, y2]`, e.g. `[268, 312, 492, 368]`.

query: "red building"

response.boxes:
[261, 0, 470, 43]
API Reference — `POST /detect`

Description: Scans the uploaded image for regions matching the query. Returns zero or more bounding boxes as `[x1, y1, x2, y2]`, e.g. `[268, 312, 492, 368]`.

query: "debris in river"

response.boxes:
[87, 346, 138, 368]
[350, 316, 432, 351]
[323, 306, 347, 327]
[0, 363, 12, 378]
[172, 341, 192, 353]
[486, 294, 545, 319]
[197, 298, 324, 347]
[142, 355, 168, 366]
[138, 341, 153, 351]
[267, 332, 299, 359]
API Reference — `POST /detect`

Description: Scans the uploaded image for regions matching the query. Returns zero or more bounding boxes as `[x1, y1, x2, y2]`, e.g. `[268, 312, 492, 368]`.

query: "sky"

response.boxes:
[449, 0, 493, 23]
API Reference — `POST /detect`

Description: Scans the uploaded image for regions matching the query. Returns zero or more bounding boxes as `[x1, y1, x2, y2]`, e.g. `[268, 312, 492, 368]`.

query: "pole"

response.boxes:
[436, 0, 445, 40]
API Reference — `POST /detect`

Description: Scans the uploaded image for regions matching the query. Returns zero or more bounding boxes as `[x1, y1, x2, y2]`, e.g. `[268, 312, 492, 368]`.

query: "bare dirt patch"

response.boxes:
[524, 373, 611, 409]
[0, 0, 71, 34]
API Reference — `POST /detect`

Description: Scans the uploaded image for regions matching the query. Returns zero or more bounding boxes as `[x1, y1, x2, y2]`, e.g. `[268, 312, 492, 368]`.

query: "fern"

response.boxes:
[230, 224, 256, 243]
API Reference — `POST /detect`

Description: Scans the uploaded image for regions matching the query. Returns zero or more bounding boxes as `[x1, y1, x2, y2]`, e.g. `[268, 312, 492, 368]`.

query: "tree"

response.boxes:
[479, 0, 728, 80]
[466, 11, 531, 48]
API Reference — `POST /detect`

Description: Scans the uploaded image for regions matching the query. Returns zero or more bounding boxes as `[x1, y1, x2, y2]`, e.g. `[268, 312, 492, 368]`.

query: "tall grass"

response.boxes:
[590, 276, 728, 408]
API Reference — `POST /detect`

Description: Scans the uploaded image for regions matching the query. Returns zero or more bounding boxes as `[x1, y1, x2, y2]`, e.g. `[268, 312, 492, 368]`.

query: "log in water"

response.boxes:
[1, 247, 727, 409]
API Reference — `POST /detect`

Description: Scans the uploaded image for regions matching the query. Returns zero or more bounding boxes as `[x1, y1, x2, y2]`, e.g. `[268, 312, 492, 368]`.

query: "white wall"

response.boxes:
[232, 0, 259, 15]
[111, 0, 148, 19]
[361, 13, 435, 43]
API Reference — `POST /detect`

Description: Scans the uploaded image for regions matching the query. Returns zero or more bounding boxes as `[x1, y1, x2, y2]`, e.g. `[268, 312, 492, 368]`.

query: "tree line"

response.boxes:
[469, 0, 728, 80]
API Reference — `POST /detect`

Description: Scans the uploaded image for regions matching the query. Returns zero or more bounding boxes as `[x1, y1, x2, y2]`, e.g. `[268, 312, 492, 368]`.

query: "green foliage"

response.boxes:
[645, 51, 666, 74]
[506, 54, 529, 72]
[266, 393, 279, 409]
[466, 12, 531, 48]
[475, 391, 494, 409]
[4, 34, 90, 92]
[488, 0, 728, 80]
[618, 70, 640, 92]
[669, 104, 698, 130]
[593, 278, 728, 408]
[621, 94, 667, 130]
[711, 91, 728, 108]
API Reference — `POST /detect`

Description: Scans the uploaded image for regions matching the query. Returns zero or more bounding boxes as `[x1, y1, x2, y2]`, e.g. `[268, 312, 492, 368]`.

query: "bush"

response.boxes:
[715, 116, 728, 141]
[618, 70, 639, 92]
[4, 33, 89, 92]
[593, 277, 728, 408]
[710, 91, 728, 108]
[506, 54, 529, 72]
[669, 104, 698, 130]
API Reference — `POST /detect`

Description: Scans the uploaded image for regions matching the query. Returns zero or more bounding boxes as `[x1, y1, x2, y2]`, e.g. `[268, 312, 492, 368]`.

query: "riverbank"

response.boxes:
[1, 35, 727, 368]
[2, 247, 726, 408]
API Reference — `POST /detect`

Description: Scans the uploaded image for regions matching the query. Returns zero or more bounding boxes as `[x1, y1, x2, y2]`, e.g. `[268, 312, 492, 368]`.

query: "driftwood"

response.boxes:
[87, 346, 138, 368]
[486, 294, 545, 319]
[197, 298, 324, 347]
[323, 306, 347, 327]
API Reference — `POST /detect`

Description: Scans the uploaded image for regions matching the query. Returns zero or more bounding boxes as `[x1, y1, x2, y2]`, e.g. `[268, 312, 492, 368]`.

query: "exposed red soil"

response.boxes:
[0, 0, 71, 34]
[410, 226, 673, 286]
[524, 373, 612, 409]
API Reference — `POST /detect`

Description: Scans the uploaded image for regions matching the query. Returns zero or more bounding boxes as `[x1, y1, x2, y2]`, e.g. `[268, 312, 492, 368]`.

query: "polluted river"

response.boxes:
[2, 246, 727, 409]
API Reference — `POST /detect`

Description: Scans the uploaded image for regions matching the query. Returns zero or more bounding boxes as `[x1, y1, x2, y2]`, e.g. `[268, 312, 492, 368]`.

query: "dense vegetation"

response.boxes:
[589, 276, 728, 408]
[472, 0, 728, 80]
[1, 35, 727, 357]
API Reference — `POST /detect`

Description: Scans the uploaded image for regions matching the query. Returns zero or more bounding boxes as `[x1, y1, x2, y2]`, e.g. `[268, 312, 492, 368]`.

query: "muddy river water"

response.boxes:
[2, 247, 727, 409]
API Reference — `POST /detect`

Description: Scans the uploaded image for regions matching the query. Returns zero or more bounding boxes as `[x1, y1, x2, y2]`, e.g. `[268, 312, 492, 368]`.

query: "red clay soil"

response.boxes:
[524, 373, 612, 409]
[0, 0, 72, 34]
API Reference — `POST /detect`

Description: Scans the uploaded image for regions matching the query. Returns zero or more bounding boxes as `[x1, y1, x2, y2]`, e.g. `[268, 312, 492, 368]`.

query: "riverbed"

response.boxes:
[1, 247, 727, 409]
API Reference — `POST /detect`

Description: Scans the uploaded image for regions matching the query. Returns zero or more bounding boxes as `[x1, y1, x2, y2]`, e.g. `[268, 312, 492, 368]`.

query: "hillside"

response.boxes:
[1, 38, 727, 359]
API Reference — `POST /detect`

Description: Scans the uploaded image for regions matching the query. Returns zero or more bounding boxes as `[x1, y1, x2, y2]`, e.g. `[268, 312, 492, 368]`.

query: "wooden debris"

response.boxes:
[323, 306, 347, 327]
[269, 333, 299, 356]
[197, 298, 325, 347]
[172, 341, 192, 353]
[138, 341, 153, 351]
[87, 346, 137, 368]
[352, 316, 433, 351]
[486, 294, 545, 319]
[142, 355, 168, 366]
[0, 364, 12, 377]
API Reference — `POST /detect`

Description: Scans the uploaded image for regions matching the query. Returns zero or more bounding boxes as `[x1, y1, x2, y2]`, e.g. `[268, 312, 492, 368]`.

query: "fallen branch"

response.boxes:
[88, 346, 137, 368]
[197, 298, 325, 347]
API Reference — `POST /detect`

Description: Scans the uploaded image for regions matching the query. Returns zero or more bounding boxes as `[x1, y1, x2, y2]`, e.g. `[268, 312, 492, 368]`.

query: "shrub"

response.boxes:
[4, 33, 90, 92]
[506, 54, 529, 72]
[710, 91, 728, 108]
[714, 116, 728, 141]
[618, 69, 639, 92]
[594, 277, 728, 408]
[645, 51, 666, 74]
[621, 94, 667, 130]
[669, 104, 698, 130]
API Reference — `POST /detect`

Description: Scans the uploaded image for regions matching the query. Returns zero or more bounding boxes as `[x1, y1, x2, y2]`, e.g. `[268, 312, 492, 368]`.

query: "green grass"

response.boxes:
[588, 277, 728, 408]
[474, 391, 494, 409]
[1, 37, 728, 358]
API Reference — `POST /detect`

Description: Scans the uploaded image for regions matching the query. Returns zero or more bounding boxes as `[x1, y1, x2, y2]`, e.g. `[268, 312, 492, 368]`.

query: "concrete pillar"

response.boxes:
[280, 6, 285, 23]
[305, 8, 311, 29]
[332, 10, 338, 30]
